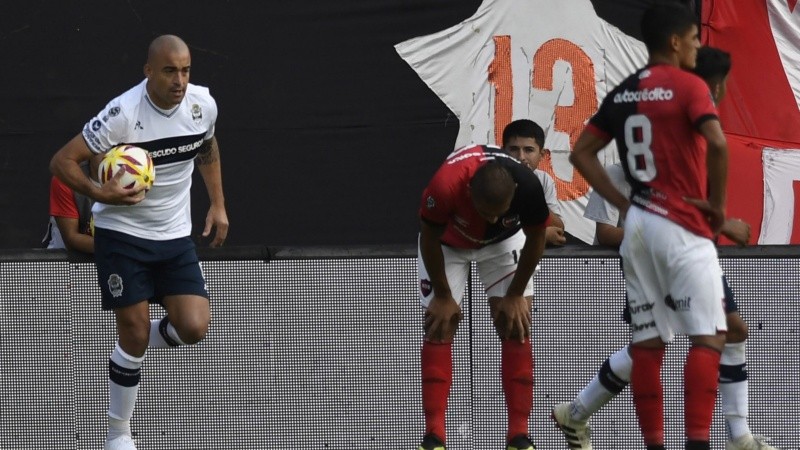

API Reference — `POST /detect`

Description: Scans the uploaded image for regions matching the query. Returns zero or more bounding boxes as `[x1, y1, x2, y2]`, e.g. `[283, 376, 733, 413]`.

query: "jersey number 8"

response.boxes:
[624, 114, 657, 182]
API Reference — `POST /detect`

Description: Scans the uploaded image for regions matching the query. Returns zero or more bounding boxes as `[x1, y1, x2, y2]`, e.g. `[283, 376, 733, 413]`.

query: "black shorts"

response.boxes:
[94, 228, 208, 310]
[622, 274, 737, 323]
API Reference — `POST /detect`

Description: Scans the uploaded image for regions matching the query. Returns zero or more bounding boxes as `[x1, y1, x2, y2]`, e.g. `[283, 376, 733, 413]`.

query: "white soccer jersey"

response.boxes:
[82, 79, 217, 240]
[534, 169, 562, 218]
[583, 163, 630, 243]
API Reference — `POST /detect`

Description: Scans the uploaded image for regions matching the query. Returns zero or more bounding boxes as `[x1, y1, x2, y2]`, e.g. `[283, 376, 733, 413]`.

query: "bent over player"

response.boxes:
[416, 145, 549, 450]
[50, 35, 228, 450]
[570, 4, 729, 449]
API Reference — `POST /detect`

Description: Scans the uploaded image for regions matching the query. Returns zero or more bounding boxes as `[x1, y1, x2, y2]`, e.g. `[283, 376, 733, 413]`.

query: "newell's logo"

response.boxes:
[420, 279, 432, 297]
[426, 195, 436, 209]
[108, 274, 124, 298]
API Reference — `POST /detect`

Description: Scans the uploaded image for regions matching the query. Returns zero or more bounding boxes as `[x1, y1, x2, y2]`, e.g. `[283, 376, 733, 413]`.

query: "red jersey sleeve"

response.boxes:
[419, 175, 453, 226]
[49, 176, 80, 219]
[681, 72, 719, 127]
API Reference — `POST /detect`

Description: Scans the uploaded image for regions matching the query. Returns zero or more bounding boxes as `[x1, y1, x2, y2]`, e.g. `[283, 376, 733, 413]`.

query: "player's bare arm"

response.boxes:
[420, 220, 461, 343]
[493, 225, 545, 342]
[54, 216, 95, 254]
[595, 222, 624, 248]
[50, 134, 145, 206]
[195, 136, 229, 247]
[570, 131, 630, 217]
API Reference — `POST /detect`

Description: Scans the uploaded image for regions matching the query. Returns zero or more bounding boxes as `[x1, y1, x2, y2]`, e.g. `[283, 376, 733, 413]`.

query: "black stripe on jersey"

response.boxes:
[694, 113, 719, 130]
[129, 132, 208, 166]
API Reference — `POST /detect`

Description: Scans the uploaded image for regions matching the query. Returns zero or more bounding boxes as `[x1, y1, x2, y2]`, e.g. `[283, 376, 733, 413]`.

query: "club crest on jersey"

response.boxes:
[502, 215, 520, 228]
[191, 104, 203, 123]
[107, 274, 124, 298]
[426, 195, 436, 209]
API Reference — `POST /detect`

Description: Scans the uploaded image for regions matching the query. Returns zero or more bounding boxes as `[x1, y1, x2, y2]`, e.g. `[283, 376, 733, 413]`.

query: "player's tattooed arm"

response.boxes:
[196, 136, 220, 165]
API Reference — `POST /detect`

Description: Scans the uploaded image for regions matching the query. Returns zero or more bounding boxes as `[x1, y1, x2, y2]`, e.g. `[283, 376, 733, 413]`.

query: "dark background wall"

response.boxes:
[0, 1, 679, 249]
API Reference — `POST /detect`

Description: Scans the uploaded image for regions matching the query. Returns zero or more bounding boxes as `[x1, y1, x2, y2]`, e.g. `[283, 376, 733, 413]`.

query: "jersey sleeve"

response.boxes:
[82, 97, 131, 154]
[535, 170, 562, 217]
[583, 189, 619, 227]
[585, 95, 616, 141]
[682, 73, 719, 127]
[49, 176, 80, 219]
[419, 172, 453, 226]
[515, 167, 550, 228]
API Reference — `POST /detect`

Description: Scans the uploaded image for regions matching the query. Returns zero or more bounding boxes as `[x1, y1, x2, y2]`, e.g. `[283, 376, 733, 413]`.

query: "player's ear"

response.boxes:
[143, 63, 152, 80]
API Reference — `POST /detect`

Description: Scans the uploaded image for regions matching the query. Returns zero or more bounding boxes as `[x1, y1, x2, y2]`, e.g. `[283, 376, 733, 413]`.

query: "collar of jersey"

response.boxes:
[144, 94, 181, 118]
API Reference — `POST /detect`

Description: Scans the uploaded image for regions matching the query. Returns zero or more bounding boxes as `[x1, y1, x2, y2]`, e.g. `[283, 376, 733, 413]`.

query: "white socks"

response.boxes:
[719, 341, 751, 440]
[573, 346, 632, 421]
[108, 343, 144, 441]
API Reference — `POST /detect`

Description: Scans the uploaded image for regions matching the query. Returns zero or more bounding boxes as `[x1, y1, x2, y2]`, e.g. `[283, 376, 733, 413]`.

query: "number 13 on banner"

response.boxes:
[489, 36, 597, 201]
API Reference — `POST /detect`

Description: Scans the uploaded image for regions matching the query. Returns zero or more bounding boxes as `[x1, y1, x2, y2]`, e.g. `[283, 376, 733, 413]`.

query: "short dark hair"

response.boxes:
[692, 46, 731, 83]
[470, 162, 516, 205]
[640, 2, 697, 54]
[502, 119, 545, 149]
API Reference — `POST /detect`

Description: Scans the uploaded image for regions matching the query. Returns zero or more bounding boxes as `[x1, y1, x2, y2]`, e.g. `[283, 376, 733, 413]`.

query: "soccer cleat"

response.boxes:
[417, 433, 446, 450]
[727, 434, 779, 450]
[507, 434, 535, 450]
[551, 402, 592, 449]
[105, 435, 137, 450]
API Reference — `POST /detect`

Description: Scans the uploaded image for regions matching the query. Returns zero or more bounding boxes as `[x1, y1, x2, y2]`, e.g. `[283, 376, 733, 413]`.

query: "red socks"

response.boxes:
[502, 339, 534, 439]
[630, 345, 666, 446]
[630, 344, 721, 446]
[684, 346, 721, 441]
[421, 341, 453, 441]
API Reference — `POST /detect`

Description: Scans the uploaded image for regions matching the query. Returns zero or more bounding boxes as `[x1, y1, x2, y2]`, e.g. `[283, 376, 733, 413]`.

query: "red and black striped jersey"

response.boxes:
[420, 144, 550, 249]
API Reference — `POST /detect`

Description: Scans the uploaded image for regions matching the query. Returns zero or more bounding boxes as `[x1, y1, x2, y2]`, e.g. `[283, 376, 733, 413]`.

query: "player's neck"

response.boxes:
[647, 53, 679, 68]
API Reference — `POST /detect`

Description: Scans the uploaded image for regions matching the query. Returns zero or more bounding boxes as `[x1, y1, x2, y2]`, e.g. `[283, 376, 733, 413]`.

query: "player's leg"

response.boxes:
[152, 236, 211, 346]
[417, 240, 470, 449]
[720, 280, 778, 450]
[95, 228, 157, 450]
[552, 344, 632, 449]
[667, 233, 727, 450]
[620, 209, 671, 450]
[478, 231, 534, 450]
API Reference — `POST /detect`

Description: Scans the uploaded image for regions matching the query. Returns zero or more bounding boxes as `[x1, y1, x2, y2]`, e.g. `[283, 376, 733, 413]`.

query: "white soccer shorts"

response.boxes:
[620, 207, 727, 343]
[418, 230, 533, 307]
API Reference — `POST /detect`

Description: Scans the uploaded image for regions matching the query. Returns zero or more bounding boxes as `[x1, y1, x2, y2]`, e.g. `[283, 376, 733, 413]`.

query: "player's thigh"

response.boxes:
[665, 233, 726, 337]
[151, 237, 209, 302]
[94, 227, 156, 311]
[620, 213, 671, 344]
[475, 230, 532, 299]
[417, 236, 471, 307]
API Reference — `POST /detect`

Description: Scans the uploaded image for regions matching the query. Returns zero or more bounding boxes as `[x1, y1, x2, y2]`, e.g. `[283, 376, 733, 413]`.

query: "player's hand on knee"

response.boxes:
[493, 295, 531, 343]
[424, 295, 461, 343]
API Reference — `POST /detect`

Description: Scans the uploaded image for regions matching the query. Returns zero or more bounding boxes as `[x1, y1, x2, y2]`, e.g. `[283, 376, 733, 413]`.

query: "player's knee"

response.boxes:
[598, 358, 629, 393]
[725, 313, 748, 343]
[171, 317, 210, 345]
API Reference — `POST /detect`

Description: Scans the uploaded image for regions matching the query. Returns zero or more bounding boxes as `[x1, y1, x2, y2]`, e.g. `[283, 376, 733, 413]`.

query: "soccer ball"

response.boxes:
[97, 145, 155, 191]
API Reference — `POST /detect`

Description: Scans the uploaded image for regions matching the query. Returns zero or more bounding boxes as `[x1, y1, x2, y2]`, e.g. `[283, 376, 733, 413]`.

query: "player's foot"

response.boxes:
[551, 402, 592, 449]
[417, 433, 446, 450]
[727, 434, 779, 450]
[507, 434, 535, 450]
[104, 435, 137, 450]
